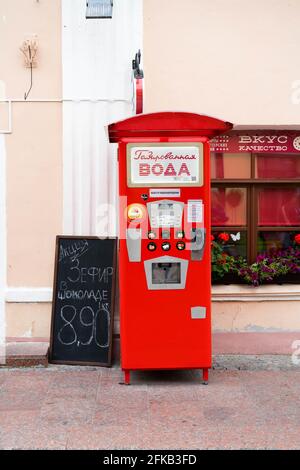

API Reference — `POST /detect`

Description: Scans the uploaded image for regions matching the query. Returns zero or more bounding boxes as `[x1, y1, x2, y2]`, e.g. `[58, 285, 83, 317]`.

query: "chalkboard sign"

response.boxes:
[49, 236, 117, 366]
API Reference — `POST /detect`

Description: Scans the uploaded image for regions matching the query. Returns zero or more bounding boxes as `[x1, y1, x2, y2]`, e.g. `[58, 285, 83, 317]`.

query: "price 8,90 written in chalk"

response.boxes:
[58, 304, 110, 348]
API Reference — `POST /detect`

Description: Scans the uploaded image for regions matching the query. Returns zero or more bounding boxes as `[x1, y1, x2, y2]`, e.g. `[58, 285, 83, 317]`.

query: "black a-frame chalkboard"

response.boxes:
[49, 236, 117, 366]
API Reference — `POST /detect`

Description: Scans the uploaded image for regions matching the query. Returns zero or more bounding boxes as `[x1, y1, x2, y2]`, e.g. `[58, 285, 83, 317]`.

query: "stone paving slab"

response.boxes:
[213, 354, 298, 370]
[0, 359, 299, 450]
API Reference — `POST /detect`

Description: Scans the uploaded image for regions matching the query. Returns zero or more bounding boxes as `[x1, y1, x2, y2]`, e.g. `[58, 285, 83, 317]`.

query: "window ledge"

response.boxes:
[212, 284, 300, 301]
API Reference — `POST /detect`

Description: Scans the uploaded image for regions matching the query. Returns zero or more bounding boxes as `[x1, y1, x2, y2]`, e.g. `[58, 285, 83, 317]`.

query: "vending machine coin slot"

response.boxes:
[126, 228, 142, 262]
[191, 228, 206, 261]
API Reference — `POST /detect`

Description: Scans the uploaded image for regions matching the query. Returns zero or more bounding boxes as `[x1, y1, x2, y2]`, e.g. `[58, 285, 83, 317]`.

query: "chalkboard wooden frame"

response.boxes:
[49, 236, 117, 367]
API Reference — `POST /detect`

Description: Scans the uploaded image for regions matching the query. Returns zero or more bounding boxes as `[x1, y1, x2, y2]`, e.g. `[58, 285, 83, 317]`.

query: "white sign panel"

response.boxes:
[187, 200, 203, 223]
[149, 188, 181, 198]
[127, 143, 203, 187]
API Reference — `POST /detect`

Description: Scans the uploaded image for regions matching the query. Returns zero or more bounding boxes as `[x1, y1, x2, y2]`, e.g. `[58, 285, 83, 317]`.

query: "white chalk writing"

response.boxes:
[67, 258, 113, 284]
[58, 289, 108, 302]
[59, 240, 89, 262]
[57, 303, 110, 349]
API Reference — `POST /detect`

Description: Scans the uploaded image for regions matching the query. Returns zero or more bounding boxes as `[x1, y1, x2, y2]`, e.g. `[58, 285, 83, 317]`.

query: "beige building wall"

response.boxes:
[1, 0, 300, 340]
[0, 0, 62, 338]
[143, 0, 300, 125]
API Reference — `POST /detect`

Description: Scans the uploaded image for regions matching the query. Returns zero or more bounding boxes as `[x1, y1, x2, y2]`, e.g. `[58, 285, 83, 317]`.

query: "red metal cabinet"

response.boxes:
[108, 112, 232, 384]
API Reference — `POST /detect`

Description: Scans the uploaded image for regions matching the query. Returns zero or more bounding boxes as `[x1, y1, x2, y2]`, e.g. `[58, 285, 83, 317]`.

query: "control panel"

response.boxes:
[125, 195, 206, 290]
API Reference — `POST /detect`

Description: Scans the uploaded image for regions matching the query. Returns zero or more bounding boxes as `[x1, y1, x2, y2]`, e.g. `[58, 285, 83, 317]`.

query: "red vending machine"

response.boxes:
[108, 112, 232, 384]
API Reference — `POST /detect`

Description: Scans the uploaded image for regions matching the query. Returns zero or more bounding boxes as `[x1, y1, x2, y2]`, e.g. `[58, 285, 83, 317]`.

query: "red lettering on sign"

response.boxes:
[152, 164, 164, 175]
[138, 162, 192, 178]
[139, 164, 150, 176]
[164, 163, 177, 176]
[178, 163, 190, 176]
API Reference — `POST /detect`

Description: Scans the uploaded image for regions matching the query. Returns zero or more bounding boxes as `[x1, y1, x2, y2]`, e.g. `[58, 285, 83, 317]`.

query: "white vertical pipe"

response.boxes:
[0, 135, 7, 363]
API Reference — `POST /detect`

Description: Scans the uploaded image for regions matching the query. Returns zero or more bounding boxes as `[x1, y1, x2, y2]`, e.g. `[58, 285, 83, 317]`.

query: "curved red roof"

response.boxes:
[108, 112, 233, 142]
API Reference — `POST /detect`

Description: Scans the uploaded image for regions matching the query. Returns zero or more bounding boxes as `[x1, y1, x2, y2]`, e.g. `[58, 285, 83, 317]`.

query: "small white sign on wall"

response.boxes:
[127, 143, 203, 187]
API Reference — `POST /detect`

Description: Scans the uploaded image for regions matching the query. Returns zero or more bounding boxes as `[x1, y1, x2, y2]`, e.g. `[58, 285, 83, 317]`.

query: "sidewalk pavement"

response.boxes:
[0, 357, 300, 450]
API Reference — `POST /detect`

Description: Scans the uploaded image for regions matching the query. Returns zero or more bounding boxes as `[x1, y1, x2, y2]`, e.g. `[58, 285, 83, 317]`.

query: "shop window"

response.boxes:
[258, 188, 300, 226]
[257, 231, 299, 253]
[212, 230, 247, 259]
[211, 152, 300, 284]
[211, 153, 251, 179]
[212, 187, 247, 226]
[255, 153, 300, 179]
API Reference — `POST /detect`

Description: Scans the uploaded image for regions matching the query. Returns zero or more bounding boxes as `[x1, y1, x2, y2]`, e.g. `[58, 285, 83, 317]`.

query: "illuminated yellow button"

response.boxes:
[176, 230, 185, 239]
[127, 204, 145, 220]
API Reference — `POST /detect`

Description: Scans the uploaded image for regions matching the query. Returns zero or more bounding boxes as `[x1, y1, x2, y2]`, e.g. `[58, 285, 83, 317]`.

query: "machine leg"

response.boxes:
[202, 368, 209, 385]
[124, 370, 131, 385]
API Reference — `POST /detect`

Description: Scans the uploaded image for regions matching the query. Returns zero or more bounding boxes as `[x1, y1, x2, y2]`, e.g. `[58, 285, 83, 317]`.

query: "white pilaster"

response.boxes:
[62, 0, 143, 236]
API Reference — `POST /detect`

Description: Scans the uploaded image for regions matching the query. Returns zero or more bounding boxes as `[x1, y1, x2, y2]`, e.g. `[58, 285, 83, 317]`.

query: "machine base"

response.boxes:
[122, 368, 210, 385]
[124, 369, 131, 385]
[202, 367, 209, 385]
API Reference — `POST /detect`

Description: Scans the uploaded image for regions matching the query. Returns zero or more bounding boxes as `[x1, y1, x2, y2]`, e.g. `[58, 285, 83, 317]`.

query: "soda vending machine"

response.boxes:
[108, 112, 233, 384]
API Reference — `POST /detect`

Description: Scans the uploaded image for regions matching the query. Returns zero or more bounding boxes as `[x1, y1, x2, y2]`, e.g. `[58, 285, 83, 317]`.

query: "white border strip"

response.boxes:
[6, 288, 52, 303]
[4, 285, 300, 303]
[213, 295, 300, 301]
[0, 100, 12, 134]
[212, 285, 300, 302]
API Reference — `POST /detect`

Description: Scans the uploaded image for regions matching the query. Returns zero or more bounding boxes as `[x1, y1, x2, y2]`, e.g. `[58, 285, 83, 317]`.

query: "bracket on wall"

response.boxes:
[132, 50, 144, 79]
[20, 36, 38, 100]
[132, 50, 144, 115]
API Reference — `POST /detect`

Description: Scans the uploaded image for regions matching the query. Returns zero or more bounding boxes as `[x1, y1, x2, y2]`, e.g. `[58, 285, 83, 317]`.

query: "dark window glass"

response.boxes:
[258, 188, 300, 226]
[211, 153, 251, 179]
[212, 187, 247, 226]
[255, 154, 300, 179]
[257, 231, 299, 254]
[213, 231, 247, 259]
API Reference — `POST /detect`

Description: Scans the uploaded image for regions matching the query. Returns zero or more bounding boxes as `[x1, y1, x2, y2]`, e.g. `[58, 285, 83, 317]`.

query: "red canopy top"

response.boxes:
[108, 112, 233, 142]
